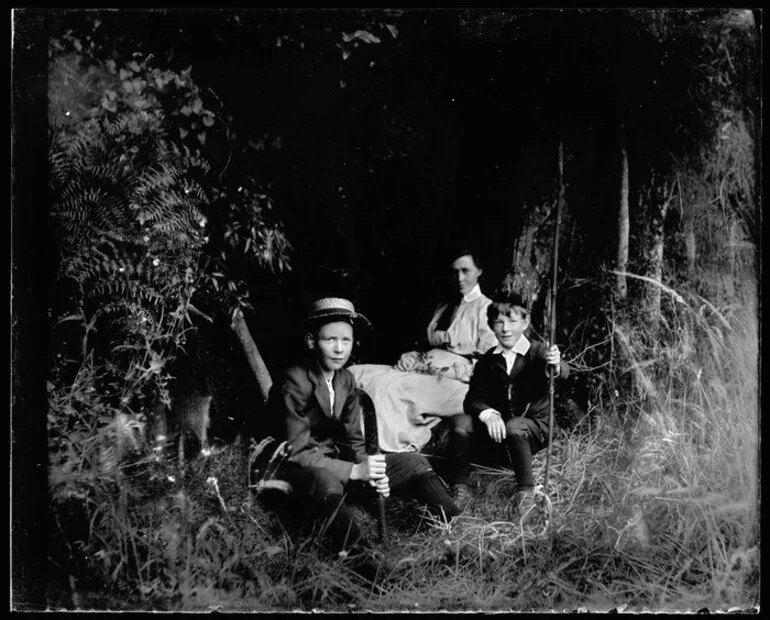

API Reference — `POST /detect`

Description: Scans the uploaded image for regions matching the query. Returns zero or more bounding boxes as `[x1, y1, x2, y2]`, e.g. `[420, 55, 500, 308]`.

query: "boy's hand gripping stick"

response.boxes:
[359, 388, 388, 544]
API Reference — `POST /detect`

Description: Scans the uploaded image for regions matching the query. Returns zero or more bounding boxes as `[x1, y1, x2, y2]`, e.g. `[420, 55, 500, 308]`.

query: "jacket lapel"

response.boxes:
[508, 353, 528, 380]
[507, 334, 532, 380]
[489, 353, 508, 378]
[307, 362, 333, 418]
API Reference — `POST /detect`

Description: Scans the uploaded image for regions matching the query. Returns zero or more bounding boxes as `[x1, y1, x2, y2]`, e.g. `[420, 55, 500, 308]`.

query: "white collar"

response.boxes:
[462, 284, 483, 303]
[493, 334, 530, 356]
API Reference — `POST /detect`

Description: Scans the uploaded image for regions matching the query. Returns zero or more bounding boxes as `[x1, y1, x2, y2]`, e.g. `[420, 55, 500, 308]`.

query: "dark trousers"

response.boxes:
[423, 414, 476, 487]
[434, 414, 548, 490]
[282, 452, 459, 554]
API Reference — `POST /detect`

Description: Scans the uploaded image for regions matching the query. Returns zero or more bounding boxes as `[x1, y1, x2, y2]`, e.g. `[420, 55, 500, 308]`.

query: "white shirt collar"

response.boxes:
[462, 284, 483, 303]
[325, 371, 335, 412]
[493, 334, 531, 356]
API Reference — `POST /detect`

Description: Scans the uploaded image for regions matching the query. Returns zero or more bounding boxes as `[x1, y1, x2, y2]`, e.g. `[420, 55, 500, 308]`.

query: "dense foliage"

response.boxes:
[46, 33, 291, 530]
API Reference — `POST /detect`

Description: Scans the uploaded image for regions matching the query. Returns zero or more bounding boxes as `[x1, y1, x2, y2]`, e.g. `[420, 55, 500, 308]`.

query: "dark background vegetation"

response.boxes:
[12, 7, 760, 611]
[23, 9, 762, 361]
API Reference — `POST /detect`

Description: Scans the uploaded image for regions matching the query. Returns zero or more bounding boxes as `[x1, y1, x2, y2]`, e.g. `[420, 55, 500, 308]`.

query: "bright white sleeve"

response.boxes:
[425, 303, 445, 345]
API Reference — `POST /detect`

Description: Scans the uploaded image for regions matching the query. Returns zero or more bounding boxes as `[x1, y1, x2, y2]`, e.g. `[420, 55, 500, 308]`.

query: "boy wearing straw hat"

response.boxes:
[458, 294, 569, 516]
[268, 297, 459, 565]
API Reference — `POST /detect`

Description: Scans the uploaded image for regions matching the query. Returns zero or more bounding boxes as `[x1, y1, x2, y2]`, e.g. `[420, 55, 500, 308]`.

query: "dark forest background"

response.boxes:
[12, 8, 761, 611]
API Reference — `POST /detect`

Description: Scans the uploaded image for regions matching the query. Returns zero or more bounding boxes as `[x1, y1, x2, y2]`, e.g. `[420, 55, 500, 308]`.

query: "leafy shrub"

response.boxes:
[46, 36, 292, 605]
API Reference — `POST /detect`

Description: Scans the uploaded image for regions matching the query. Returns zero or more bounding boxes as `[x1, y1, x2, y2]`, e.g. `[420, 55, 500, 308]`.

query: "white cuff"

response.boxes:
[479, 409, 501, 423]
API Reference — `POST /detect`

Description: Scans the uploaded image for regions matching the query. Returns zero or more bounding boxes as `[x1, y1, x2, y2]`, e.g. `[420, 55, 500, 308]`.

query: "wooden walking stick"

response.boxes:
[359, 388, 388, 544]
[543, 142, 565, 496]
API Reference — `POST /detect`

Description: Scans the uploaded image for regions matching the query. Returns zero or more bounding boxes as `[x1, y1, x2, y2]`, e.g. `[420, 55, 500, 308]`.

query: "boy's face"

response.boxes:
[491, 307, 529, 350]
[307, 321, 354, 373]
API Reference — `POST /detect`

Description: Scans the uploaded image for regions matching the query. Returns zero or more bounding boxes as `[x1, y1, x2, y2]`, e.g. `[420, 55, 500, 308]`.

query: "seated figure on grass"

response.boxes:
[348, 246, 498, 505]
[266, 297, 460, 577]
[450, 293, 570, 516]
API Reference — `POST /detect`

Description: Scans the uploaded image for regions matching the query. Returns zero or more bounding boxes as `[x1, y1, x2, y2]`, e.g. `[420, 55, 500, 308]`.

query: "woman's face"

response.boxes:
[450, 254, 482, 297]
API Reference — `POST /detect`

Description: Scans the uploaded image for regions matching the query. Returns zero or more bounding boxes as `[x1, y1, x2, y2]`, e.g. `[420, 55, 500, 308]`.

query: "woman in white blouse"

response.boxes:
[348, 249, 497, 472]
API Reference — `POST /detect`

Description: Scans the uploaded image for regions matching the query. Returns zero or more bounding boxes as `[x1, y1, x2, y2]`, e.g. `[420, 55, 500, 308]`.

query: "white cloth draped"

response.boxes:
[349, 286, 497, 452]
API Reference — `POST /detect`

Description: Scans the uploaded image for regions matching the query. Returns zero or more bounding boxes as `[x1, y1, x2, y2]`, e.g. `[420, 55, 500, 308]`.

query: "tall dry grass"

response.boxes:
[365, 276, 759, 612]
[600, 278, 759, 610]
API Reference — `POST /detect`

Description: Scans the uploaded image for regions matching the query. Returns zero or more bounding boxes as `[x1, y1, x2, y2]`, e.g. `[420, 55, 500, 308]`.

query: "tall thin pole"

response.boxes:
[544, 142, 564, 494]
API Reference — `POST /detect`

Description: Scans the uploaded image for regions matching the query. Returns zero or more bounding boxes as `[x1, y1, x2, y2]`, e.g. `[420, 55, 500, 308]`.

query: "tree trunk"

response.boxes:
[684, 218, 696, 274]
[502, 198, 558, 330]
[230, 309, 273, 403]
[678, 175, 696, 274]
[616, 106, 630, 300]
[504, 204, 548, 303]
[503, 146, 571, 333]
[645, 175, 674, 332]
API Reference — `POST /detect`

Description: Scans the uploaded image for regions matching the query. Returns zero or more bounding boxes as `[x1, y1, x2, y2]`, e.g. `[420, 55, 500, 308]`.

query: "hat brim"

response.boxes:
[303, 310, 372, 329]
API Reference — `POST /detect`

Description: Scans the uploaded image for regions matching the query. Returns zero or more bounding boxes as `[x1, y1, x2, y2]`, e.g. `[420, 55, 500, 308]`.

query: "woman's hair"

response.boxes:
[448, 246, 484, 270]
[487, 293, 529, 327]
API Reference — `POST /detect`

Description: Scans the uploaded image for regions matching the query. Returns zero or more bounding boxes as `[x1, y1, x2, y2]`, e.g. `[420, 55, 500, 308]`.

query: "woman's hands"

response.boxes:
[395, 350, 419, 371]
[483, 411, 506, 443]
[350, 454, 390, 497]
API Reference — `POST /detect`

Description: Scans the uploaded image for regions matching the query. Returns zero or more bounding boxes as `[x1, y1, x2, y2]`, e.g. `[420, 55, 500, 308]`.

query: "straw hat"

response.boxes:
[303, 297, 371, 328]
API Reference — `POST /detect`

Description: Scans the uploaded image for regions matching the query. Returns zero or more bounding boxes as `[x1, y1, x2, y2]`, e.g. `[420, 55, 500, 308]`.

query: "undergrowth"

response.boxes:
[46, 283, 759, 613]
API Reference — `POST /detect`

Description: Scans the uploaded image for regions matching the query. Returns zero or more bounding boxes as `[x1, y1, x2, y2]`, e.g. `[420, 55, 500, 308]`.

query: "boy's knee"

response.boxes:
[450, 414, 474, 436]
[305, 467, 345, 499]
[505, 419, 531, 439]
[394, 451, 433, 474]
[319, 491, 345, 509]
[385, 452, 435, 487]
[399, 451, 431, 468]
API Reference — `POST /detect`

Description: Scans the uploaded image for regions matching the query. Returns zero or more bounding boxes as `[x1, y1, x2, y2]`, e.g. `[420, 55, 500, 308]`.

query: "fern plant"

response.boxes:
[50, 55, 209, 418]
[45, 39, 295, 604]
[46, 38, 292, 533]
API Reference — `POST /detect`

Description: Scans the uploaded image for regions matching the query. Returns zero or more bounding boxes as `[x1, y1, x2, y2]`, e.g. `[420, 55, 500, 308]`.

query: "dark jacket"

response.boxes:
[463, 337, 570, 432]
[268, 356, 367, 483]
